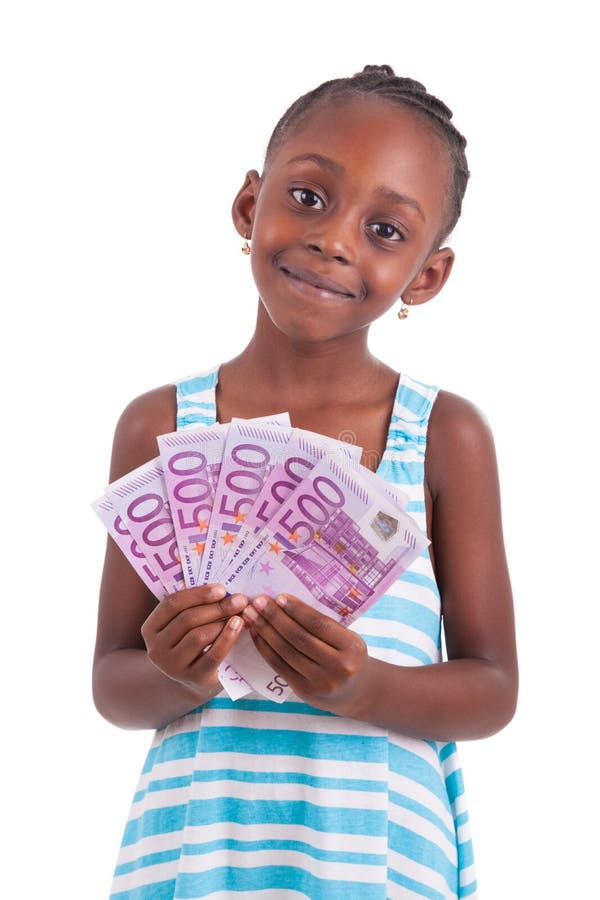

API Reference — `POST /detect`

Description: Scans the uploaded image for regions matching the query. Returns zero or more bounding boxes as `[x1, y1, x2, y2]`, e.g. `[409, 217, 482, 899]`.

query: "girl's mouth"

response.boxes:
[278, 264, 359, 300]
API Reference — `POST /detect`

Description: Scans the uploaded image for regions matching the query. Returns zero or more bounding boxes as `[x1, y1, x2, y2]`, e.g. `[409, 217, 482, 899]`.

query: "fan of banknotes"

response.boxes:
[93, 413, 428, 703]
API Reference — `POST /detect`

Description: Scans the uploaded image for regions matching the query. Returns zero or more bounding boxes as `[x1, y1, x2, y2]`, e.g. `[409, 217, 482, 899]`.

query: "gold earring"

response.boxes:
[398, 296, 413, 319]
[241, 233, 251, 255]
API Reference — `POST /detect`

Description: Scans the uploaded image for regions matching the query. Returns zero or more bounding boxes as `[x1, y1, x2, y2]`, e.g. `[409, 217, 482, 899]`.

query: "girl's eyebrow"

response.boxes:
[373, 186, 425, 221]
[285, 152, 345, 177]
[285, 152, 425, 221]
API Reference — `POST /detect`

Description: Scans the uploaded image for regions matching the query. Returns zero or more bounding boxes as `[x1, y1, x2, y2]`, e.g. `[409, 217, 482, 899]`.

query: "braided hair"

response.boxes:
[264, 65, 470, 246]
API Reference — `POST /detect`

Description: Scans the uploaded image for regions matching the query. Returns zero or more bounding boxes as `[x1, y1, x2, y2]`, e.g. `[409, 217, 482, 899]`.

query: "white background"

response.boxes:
[1, 1, 598, 896]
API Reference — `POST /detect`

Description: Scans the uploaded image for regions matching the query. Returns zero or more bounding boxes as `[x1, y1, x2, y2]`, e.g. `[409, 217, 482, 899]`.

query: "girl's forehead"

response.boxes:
[267, 95, 450, 209]
[278, 95, 440, 150]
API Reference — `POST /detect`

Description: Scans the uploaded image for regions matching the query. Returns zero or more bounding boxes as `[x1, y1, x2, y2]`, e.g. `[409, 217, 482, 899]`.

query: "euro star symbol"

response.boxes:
[347, 587, 361, 599]
[196, 517, 209, 532]
[314, 531, 322, 541]
[221, 531, 235, 545]
[347, 562, 359, 574]
[259, 561, 274, 574]
[269, 540, 283, 554]
[287, 530, 300, 543]
[334, 541, 345, 554]
[192, 542, 205, 555]
[234, 511, 247, 524]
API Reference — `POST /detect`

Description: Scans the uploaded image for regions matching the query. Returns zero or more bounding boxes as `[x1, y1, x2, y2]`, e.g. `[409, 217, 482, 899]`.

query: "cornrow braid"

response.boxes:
[264, 65, 470, 246]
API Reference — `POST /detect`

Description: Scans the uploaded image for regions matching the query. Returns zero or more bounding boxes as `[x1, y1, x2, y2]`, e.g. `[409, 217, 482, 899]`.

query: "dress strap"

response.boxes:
[386, 373, 440, 459]
[395, 373, 439, 424]
[377, 373, 439, 490]
[175, 365, 220, 430]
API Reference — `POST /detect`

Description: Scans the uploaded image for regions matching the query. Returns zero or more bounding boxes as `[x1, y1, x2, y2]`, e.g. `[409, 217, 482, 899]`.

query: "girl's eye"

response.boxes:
[369, 222, 404, 242]
[290, 188, 325, 209]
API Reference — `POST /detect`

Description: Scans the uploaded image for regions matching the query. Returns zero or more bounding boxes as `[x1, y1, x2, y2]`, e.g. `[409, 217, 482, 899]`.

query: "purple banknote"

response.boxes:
[92, 494, 166, 600]
[222, 455, 428, 700]
[106, 459, 184, 595]
[199, 421, 292, 586]
[158, 424, 228, 588]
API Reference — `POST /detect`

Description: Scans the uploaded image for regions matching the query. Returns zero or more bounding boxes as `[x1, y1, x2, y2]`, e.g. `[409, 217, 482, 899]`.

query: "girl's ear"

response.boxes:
[231, 169, 261, 238]
[407, 247, 455, 306]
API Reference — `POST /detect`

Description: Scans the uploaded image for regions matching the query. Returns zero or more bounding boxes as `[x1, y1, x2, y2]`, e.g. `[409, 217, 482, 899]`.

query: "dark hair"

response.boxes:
[264, 64, 470, 246]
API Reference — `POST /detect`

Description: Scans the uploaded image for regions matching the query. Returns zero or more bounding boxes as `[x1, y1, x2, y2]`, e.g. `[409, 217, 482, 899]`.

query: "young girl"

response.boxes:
[94, 65, 517, 899]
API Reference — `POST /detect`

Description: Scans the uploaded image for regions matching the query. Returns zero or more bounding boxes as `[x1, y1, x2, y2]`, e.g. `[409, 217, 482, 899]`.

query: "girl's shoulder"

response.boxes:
[109, 383, 177, 482]
[426, 389, 498, 501]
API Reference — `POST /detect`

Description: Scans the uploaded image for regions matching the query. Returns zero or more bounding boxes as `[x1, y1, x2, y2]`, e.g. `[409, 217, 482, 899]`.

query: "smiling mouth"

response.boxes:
[278, 264, 358, 299]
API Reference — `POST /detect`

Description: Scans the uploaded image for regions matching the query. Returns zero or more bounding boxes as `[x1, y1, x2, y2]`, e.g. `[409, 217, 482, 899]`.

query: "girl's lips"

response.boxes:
[278, 264, 359, 299]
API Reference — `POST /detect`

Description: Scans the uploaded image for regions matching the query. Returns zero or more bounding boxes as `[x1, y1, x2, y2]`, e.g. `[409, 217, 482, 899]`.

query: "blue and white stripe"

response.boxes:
[111, 366, 477, 899]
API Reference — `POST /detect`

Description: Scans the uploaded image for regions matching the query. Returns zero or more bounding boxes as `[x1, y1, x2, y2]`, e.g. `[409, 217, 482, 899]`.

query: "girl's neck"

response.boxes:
[222, 303, 391, 412]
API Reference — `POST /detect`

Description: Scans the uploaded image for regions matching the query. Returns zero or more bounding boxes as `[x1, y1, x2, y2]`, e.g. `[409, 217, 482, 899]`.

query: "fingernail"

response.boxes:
[243, 606, 258, 623]
[275, 594, 287, 607]
[229, 616, 242, 631]
[207, 584, 226, 599]
[253, 595, 266, 611]
[229, 594, 247, 610]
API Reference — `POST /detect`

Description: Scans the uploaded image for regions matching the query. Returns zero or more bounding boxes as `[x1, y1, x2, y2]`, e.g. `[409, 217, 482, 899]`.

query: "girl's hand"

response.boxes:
[243, 593, 369, 715]
[141, 584, 248, 695]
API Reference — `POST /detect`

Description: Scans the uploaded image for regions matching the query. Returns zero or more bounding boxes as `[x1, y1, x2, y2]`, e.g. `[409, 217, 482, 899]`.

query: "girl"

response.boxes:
[94, 65, 517, 899]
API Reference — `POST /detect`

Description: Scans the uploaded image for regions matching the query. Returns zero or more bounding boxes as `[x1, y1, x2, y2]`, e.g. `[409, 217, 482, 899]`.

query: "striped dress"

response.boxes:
[110, 365, 477, 899]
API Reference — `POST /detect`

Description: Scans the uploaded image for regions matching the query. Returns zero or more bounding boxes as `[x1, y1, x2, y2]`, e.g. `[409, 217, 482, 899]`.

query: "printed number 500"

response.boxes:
[266, 675, 288, 696]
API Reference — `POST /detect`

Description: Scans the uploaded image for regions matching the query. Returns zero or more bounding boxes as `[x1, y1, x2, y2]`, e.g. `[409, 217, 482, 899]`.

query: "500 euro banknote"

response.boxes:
[214, 428, 363, 582]
[217, 436, 410, 587]
[105, 459, 185, 595]
[95, 463, 252, 700]
[157, 424, 228, 588]
[199, 421, 293, 586]
[221, 454, 428, 701]
[92, 494, 167, 600]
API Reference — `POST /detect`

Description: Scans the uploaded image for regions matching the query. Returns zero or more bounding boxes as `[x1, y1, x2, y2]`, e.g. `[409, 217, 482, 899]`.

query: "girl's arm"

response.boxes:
[93, 387, 247, 730]
[244, 392, 518, 741]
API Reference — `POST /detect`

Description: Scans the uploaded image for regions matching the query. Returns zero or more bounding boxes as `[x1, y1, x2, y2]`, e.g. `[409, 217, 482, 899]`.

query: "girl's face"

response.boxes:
[233, 95, 454, 343]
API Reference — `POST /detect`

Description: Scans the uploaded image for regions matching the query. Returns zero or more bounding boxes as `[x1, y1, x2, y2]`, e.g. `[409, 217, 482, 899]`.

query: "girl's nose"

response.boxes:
[303, 220, 356, 266]
[306, 241, 350, 265]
